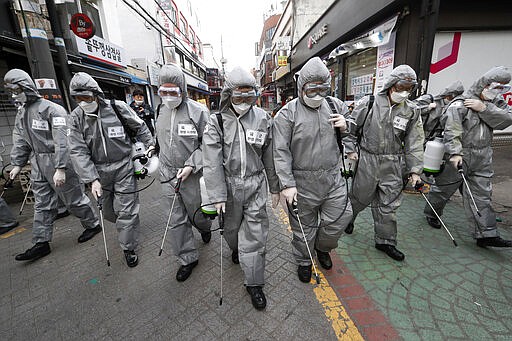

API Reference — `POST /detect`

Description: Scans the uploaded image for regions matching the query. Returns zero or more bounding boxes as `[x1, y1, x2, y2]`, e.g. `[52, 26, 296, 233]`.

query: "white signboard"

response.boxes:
[374, 31, 396, 94]
[75, 35, 127, 68]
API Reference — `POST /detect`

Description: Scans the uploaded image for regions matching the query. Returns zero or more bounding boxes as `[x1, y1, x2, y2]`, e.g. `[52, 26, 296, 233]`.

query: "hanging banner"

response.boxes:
[374, 31, 396, 94]
[328, 14, 398, 59]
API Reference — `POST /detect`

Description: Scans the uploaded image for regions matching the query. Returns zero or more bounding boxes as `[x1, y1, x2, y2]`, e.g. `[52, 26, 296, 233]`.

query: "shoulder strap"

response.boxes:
[215, 112, 224, 145]
[325, 97, 343, 153]
[357, 95, 374, 145]
[425, 97, 464, 142]
[111, 99, 136, 143]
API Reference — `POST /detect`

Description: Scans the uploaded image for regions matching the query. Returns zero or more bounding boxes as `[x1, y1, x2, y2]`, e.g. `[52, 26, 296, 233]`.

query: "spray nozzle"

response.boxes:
[96, 195, 103, 209]
[457, 163, 463, 173]
[218, 210, 224, 229]
[132, 154, 149, 165]
[291, 201, 298, 214]
[4, 178, 14, 189]
[414, 181, 425, 191]
[175, 178, 182, 193]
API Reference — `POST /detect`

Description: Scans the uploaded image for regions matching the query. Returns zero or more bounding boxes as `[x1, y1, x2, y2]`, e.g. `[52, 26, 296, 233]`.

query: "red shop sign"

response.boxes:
[70, 13, 96, 40]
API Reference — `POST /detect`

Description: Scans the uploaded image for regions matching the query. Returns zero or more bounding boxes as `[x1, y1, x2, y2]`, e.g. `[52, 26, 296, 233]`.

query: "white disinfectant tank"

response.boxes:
[200, 176, 217, 219]
[423, 137, 445, 174]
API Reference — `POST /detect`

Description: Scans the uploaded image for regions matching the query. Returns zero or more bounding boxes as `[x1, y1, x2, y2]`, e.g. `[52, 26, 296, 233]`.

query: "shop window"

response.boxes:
[344, 48, 377, 101]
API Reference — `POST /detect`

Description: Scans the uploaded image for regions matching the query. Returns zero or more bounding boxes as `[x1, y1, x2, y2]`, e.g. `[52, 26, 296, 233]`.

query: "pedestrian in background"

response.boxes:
[130, 89, 155, 135]
[68, 72, 154, 267]
[4, 69, 101, 262]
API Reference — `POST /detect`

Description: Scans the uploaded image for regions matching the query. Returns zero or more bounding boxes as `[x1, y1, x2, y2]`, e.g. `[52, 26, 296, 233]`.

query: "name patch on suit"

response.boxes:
[178, 123, 198, 136]
[393, 116, 409, 131]
[52, 117, 66, 126]
[108, 126, 125, 138]
[32, 119, 49, 131]
[246, 129, 266, 146]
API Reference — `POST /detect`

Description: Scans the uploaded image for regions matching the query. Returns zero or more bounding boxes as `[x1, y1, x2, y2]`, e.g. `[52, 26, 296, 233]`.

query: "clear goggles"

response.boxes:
[158, 86, 181, 97]
[488, 82, 511, 94]
[231, 90, 258, 105]
[303, 82, 330, 98]
[6, 86, 23, 96]
[393, 79, 417, 92]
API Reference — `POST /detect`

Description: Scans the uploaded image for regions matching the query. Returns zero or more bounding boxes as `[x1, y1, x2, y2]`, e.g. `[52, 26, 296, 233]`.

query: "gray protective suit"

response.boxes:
[425, 67, 512, 238]
[156, 64, 211, 266]
[0, 198, 17, 228]
[273, 57, 353, 266]
[346, 65, 424, 246]
[202, 67, 279, 286]
[5, 69, 99, 243]
[68, 72, 154, 250]
[413, 81, 464, 141]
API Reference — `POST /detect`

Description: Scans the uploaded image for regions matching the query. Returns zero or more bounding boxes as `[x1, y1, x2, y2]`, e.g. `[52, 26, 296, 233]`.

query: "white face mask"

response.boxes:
[232, 103, 252, 115]
[390, 91, 410, 104]
[135, 100, 144, 105]
[303, 94, 324, 108]
[78, 100, 98, 113]
[12, 92, 27, 104]
[162, 96, 182, 109]
[481, 88, 499, 101]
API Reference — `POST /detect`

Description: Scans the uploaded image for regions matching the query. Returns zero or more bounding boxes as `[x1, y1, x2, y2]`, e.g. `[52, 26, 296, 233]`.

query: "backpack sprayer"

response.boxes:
[131, 142, 159, 179]
[423, 137, 445, 176]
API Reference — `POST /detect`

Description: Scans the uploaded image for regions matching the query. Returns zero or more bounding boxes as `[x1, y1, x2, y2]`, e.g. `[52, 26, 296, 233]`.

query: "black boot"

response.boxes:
[477, 236, 512, 248]
[345, 222, 354, 234]
[0, 221, 19, 235]
[426, 216, 442, 229]
[315, 249, 332, 270]
[231, 249, 239, 264]
[297, 265, 312, 283]
[77, 225, 102, 243]
[176, 260, 198, 282]
[375, 244, 405, 261]
[201, 231, 212, 244]
[15, 242, 51, 261]
[124, 250, 139, 267]
[246, 286, 266, 310]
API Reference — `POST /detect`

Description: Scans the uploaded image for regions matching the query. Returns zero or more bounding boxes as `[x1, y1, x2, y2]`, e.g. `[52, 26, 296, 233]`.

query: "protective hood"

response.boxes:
[219, 66, 257, 113]
[465, 66, 511, 98]
[437, 80, 464, 98]
[297, 57, 330, 105]
[158, 63, 188, 100]
[379, 64, 417, 94]
[69, 72, 105, 101]
[3, 68, 42, 100]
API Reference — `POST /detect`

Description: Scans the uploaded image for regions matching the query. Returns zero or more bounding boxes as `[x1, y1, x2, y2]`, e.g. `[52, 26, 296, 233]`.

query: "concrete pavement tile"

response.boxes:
[418, 328, 445, 341]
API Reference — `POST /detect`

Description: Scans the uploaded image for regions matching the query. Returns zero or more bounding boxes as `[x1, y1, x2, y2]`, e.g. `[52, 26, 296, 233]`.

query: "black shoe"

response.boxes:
[345, 222, 354, 234]
[56, 210, 70, 220]
[316, 249, 332, 270]
[176, 260, 198, 282]
[0, 221, 19, 235]
[231, 249, 239, 264]
[426, 216, 442, 229]
[124, 250, 139, 267]
[77, 225, 102, 243]
[477, 236, 512, 248]
[201, 231, 211, 244]
[375, 244, 405, 261]
[246, 286, 266, 310]
[297, 265, 312, 283]
[15, 242, 51, 261]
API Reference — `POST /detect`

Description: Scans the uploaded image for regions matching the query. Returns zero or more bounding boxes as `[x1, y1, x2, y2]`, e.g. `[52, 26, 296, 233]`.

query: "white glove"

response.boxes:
[428, 102, 437, 109]
[9, 166, 21, 179]
[347, 152, 358, 161]
[281, 187, 298, 205]
[271, 193, 281, 209]
[409, 173, 421, 188]
[449, 155, 463, 169]
[464, 99, 486, 112]
[329, 114, 347, 130]
[145, 145, 156, 158]
[176, 166, 194, 181]
[91, 179, 103, 200]
[215, 202, 226, 214]
[53, 168, 66, 187]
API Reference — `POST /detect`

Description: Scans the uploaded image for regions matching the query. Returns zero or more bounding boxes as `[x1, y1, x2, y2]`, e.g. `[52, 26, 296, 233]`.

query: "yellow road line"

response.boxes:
[276, 206, 364, 340]
[0, 227, 27, 239]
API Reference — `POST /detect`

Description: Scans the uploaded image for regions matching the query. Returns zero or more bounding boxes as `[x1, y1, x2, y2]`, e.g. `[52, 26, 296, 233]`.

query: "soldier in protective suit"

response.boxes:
[413, 80, 464, 142]
[345, 65, 424, 261]
[273, 56, 353, 283]
[202, 67, 280, 310]
[425, 66, 512, 247]
[4, 69, 101, 261]
[68, 72, 154, 267]
[156, 64, 212, 282]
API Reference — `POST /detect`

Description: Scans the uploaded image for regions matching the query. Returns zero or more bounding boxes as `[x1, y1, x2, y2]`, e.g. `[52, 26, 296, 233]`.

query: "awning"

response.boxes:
[69, 61, 149, 86]
[188, 85, 210, 95]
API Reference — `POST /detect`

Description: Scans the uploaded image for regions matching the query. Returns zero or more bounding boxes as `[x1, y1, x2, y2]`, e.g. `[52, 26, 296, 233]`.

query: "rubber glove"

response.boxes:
[9, 166, 21, 179]
[329, 114, 347, 130]
[449, 155, 463, 169]
[281, 187, 298, 205]
[91, 179, 103, 200]
[428, 102, 437, 109]
[347, 152, 358, 161]
[215, 202, 226, 214]
[464, 99, 486, 112]
[53, 168, 66, 187]
[177, 166, 193, 181]
[271, 193, 281, 208]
